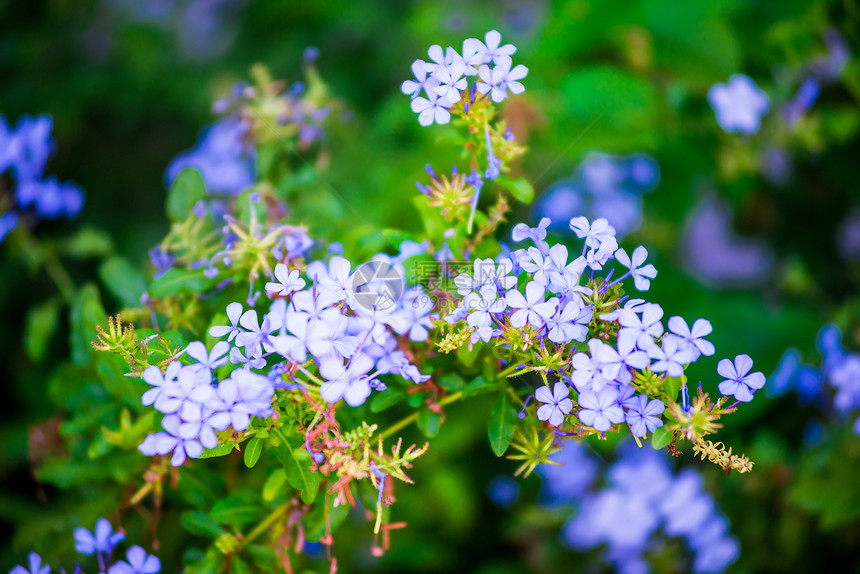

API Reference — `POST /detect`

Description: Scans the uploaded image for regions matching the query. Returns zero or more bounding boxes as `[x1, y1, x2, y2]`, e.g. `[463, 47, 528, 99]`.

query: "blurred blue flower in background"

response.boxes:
[0, 114, 85, 242]
[166, 118, 255, 195]
[707, 75, 769, 135]
[533, 152, 658, 238]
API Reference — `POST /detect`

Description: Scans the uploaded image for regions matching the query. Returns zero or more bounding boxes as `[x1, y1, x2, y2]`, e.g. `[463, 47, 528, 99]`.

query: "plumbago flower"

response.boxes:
[77, 46, 764, 574]
[441, 213, 762, 476]
[13, 518, 160, 574]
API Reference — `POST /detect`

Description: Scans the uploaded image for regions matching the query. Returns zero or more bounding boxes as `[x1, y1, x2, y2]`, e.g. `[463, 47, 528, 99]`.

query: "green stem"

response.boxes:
[44, 254, 76, 304]
[380, 391, 464, 439]
[244, 500, 291, 545]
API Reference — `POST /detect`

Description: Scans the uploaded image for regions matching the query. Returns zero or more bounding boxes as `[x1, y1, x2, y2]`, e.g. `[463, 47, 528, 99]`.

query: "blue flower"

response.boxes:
[166, 119, 254, 195]
[73, 517, 125, 555]
[624, 394, 665, 437]
[577, 387, 624, 432]
[667, 316, 715, 358]
[265, 263, 306, 297]
[10, 552, 50, 574]
[476, 60, 528, 103]
[464, 30, 516, 67]
[139, 414, 204, 467]
[545, 301, 591, 344]
[107, 545, 161, 574]
[613, 246, 657, 291]
[0, 212, 19, 243]
[505, 281, 558, 329]
[208, 302, 244, 342]
[618, 303, 664, 349]
[185, 341, 229, 376]
[707, 74, 769, 135]
[717, 354, 766, 402]
[410, 91, 452, 126]
[319, 353, 375, 407]
[649, 334, 697, 378]
[535, 382, 573, 426]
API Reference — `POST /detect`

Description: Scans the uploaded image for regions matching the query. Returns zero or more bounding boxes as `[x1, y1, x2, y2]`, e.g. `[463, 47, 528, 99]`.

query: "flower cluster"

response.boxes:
[534, 152, 659, 238]
[541, 443, 739, 574]
[770, 323, 860, 435]
[402, 30, 528, 126]
[0, 114, 84, 242]
[11, 517, 159, 574]
[442, 215, 763, 443]
[137, 241, 436, 466]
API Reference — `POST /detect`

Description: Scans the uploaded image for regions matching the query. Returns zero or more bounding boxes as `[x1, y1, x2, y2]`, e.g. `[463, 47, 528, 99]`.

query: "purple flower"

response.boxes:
[108, 545, 161, 574]
[139, 414, 204, 467]
[546, 301, 591, 344]
[505, 281, 558, 329]
[707, 74, 769, 135]
[185, 340, 229, 375]
[235, 309, 277, 357]
[210, 370, 275, 431]
[476, 60, 528, 103]
[432, 58, 468, 104]
[74, 517, 125, 555]
[667, 316, 715, 358]
[717, 354, 765, 402]
[649, 334, 697, 377]
[569, 217, 616, 250]
[401, 59, 435, 99]
[265, 263, 306, 297]
[614, 246, 657, 291]
[577, 387, 625, 432]
[209, 302, 243, 342]
[454, 257, 517, 295]
[618, 303, 664, 349]
[471, 325, 504, 344]
[511, 218, 551, 253]
[166, 118, 254, 195]
[307, 255, 352, 302]
[463, 30, 516, 67]
[410, 91, 452, 126]
[319, 353, 375, 407]
[536, 382, 574, 426]
[10, 553, 50, 574]
[614, 330, 651, 384]
[625, 394, 665, 437]
[464, 286, 506, 328]
[521, 244, 568, 287]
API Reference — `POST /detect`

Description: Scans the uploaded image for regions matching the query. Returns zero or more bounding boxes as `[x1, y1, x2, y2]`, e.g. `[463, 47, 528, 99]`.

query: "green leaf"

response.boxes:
[417, 408, 443, 438]
[262, 469, 287, 502]
[210, 492, 261, 530]
[369, 387, 406, 413]
[25, 298, 60, 360]
[69, 284, 106, 366]
[149, 268, 214, 299]
[60, 227, 114, 259]
[438, 373, 465, 392]
[99, 257, 147, 308]
[198, 441, 238, 459]
[167, 168, 207, 222]
[457, 343, 480, 367]
[243, 437, 264, 468]
[271, 430, 320, 504]
[494, 176, 535, 204]
[232, 557, 250, 574]
[181, 511, 224, 538]
[462, 375, 499, 397]
[651, 427, 673, 450]
[487, 394, 518, 456]
[664, 375, 684, 403]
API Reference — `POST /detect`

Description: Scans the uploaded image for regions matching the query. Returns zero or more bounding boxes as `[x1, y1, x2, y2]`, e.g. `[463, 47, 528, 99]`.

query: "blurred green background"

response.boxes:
[2, 0, 860, 572]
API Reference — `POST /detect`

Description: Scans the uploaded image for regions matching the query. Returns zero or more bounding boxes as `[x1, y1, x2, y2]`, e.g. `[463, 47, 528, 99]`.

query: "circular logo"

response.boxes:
[349, 260, 404, 314]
